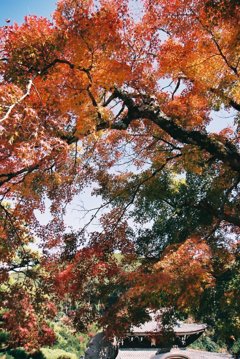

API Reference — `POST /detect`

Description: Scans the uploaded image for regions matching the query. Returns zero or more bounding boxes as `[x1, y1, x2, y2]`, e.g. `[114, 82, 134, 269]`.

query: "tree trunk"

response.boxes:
[84, 332, 118, 359]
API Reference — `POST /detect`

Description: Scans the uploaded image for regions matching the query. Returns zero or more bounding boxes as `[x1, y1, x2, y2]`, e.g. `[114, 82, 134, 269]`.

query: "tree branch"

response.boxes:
[104, 89, 240, 172]
[0, 164, 39, 186]
[0, 79, 33, 124]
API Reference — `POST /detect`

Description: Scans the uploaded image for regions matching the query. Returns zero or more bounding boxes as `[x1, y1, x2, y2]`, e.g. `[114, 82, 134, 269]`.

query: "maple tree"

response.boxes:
[0, 0, 239, 352]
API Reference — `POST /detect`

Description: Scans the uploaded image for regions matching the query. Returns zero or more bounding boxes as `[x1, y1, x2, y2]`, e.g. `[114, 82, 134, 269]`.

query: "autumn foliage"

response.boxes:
[0, 0, 239, 351]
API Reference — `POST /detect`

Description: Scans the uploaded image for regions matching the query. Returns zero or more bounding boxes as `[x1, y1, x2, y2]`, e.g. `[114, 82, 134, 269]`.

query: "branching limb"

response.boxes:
[0, 164, 39, 186]
[0, 79, 33, 124]
[103, 88, 240, 172]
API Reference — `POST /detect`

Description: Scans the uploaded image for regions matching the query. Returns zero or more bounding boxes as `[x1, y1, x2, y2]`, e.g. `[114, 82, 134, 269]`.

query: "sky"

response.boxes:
[0, 1, 56, 26]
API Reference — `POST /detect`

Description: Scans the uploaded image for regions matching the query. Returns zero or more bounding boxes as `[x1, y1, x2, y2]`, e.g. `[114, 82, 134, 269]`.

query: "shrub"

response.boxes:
[40, 348, 77, 359]
[0, 331, 9, 346]
[30, 351, 45, 359]
[8, 349, 28, 359]
[0, 354, 15, 359]
[231, 339, 240, 357]
[51, 323, 88, 357]
[189, 334, 223, 352]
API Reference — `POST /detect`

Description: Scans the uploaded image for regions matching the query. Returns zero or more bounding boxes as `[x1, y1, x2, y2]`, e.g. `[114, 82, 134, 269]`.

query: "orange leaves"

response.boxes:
[55, 0, 94, 28]
[157, 39, 188, 80]
[120, 237, 214, 313]
[0, 83, 24, 129]
[147, 0, 240, 115]
[55, 0, 127, 64]
[3, 16, 63, 81]
[92, 60, 131, 90]
[75, 102, 98, 135]
[162, 88, 210, 130]
[155, 237, 214, 308]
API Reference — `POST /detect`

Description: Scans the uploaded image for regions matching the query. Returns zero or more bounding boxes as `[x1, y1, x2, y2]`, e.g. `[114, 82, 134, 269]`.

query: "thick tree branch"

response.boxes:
[210, 88, 240, 112]
[150, 112, 240, 172]
[229, 99, 240, 112]
[39, 58, 92, 76]
[103, 89, 240, 172]
[0, 164, 39, 186]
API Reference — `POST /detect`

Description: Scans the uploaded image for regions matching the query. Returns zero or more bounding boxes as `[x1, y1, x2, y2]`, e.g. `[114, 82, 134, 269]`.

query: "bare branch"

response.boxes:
[0, 79, 33, 124]
[171, 78, 181, 99]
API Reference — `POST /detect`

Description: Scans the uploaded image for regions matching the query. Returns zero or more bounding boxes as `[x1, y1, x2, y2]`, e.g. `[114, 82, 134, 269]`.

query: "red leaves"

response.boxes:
[2, 287, 56, 351]
[3, 16, 63, 80]
[53, 245, 121, 298]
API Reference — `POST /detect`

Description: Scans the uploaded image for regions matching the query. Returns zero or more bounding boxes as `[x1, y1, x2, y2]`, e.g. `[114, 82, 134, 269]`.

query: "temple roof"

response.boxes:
[130, 312, 207, 336]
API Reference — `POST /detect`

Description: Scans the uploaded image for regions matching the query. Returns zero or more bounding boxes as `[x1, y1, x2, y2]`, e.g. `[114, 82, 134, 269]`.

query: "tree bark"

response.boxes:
[84, 332, 118, 359]
[104, 89, 240, 173]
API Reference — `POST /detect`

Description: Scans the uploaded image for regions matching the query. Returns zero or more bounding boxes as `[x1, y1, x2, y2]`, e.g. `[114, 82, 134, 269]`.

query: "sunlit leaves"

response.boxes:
[3, 16, 63, 82]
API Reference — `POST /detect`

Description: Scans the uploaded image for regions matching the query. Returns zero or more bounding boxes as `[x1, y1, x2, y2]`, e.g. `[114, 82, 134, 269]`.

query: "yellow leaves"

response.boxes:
[230, 81, 240, 104]
[182, 145, 205, 175]
[169, 174, 186, 193]
[76, 103, 97, 136]
[51, 173, 63, 187]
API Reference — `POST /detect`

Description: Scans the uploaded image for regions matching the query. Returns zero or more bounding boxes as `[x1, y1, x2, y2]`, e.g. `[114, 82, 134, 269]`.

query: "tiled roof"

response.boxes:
[130, 312, 206, 335]
[173, 323, 207, 335]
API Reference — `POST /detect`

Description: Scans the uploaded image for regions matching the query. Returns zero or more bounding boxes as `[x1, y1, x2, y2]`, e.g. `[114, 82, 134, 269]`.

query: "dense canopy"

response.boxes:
[0, 0, 239, 352]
